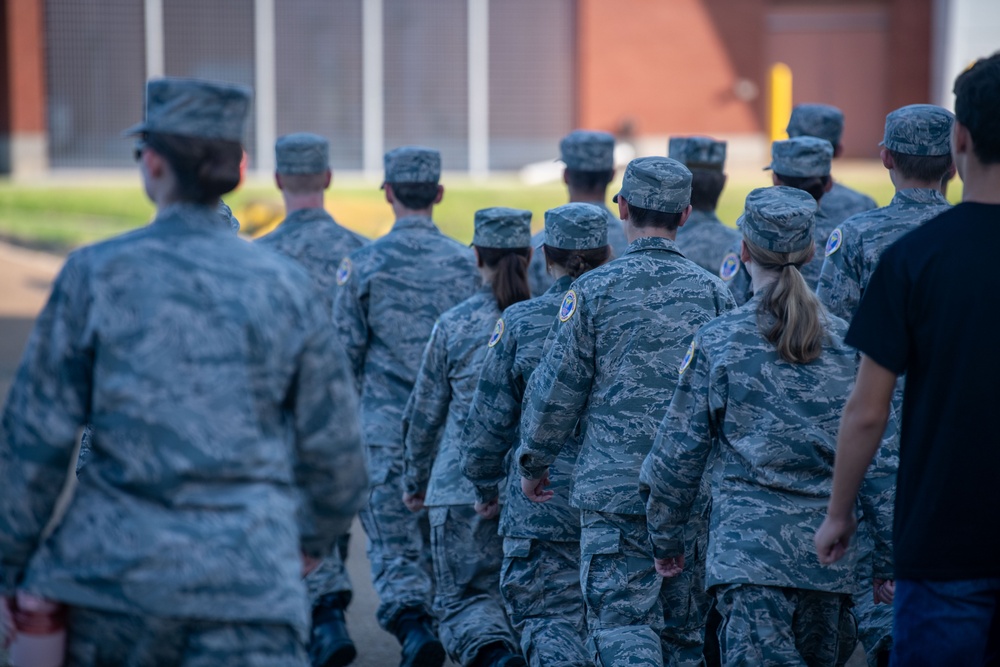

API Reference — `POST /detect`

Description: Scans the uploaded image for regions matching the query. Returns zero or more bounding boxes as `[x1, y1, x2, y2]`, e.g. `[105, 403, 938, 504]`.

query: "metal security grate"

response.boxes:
[163, 0, 257, 165]
[384, 0, 469, 171]
[488, 0, 575, 170]
[46, 0, 146, 168]
[274, 0, 364, 170]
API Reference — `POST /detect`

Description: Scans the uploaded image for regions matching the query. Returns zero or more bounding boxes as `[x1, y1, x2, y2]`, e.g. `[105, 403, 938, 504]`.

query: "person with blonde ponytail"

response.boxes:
[640, 186, 897, 666]
[401, 207, 533, 667]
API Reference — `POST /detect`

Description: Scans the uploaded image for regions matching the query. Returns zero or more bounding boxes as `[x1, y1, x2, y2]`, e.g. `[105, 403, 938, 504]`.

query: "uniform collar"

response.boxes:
[891, 188, 950, 207]
[624, 235, 683, 256]
[546, 275, 574, 295]
[684, 209, 722, 226]
[154, 202, 232, 232]
[282, 207, 335, 225]
[391, 214, 439, 233]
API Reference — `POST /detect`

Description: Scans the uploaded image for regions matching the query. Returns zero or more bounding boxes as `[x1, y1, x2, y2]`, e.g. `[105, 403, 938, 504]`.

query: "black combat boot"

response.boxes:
[470, 641, 527, 667]
[309, 592, 357, 667]
[392, 608, 446, 667]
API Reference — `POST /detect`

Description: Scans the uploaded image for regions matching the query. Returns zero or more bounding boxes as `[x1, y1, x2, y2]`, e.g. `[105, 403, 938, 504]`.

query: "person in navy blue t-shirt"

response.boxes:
[815, 52, 1000, 666]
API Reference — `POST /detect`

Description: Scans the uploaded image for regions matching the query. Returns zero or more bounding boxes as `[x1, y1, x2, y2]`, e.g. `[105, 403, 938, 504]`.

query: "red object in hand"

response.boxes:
[9, 593, 67, 667]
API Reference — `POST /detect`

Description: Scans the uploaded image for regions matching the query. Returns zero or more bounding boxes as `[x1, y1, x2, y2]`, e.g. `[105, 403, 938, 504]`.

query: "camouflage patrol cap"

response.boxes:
[472, 207, 532, 248]
[125, 77, 252, 142]
[738, 186, 816, 254]
[668, 136, 727, 170]
[218, 200, 240, 232]
[612, 157, 692, 214]
[560, 130, 615, 171]
[786, 104, 844, 147]
[880, 104, 955, 156]
[384, 146, 442, 184]
[766, 137, 833, 178]
[543, 203, 608, 250]
[276, 132, 329, 174]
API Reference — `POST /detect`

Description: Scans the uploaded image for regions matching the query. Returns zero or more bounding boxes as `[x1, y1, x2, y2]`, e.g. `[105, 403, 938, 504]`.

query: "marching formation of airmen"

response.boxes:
[0, 50, 983, 667]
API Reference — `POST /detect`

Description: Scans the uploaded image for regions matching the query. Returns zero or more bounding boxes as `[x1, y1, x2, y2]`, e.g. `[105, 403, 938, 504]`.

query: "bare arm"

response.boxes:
[815, 354, 896, 564]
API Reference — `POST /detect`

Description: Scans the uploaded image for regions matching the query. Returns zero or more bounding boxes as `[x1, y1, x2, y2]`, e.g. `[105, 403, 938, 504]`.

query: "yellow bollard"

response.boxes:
[769, 63, 793, 143]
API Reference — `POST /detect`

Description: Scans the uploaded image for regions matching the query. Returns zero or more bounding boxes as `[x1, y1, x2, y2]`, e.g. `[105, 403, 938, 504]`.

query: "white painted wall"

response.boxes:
[933, 0, 1000, 109]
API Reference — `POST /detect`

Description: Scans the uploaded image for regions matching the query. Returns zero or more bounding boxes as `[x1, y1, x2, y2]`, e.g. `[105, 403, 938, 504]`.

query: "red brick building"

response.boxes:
[0, 0, 982, 176]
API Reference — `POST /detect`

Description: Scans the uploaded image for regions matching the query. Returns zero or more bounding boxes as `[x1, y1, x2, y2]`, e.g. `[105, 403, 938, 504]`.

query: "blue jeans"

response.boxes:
[892, 578, 1000, 666]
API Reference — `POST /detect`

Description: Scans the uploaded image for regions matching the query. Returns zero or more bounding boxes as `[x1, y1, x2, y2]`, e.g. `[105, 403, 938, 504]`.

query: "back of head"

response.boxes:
[613, 157, 692, 230]
[768, 137, 833, 202]
[561, 130, 616, 197]
[275, 132, 330, 194]
[383, 146, 442, 210]
[472, 207, 533, 311]
[739, 186, 825, 364]
[881, 104, 955, 184]
[953, 52, 1000, 165]
[669, 136, 727, 211]
[541, 203, 611, 279]
[127, 77, 251, 205]
[786, 104, 845, 148]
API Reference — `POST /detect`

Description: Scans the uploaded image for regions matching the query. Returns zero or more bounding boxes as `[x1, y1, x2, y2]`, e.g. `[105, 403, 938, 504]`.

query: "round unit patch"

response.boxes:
[825, 228, 843, 257]
[719, 253, 740, 282]
[559, 290, 578, 322]
[488, 318, 505, 348]
[679, 340, 696, 375]
[336, 258, 353, 285]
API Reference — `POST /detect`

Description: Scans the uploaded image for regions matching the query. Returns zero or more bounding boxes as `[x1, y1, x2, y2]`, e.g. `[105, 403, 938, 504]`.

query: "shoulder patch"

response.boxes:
[488, 318, 505, 348]
[719, 253, 739, 282]
[559, 290, 578, 322]
[679, 340, 696, 375]
[825, 228, 843, 257]
[336, 257, 352, 285]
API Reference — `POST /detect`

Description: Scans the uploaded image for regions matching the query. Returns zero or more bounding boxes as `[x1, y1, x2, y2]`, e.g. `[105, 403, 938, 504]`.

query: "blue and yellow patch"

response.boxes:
[825, 228, 843, 257]
[719, 253, 740, 282]
[679, 340, 696, 375]
[488, 318, 505, 348]
[336, 258, 352, 285]
[559, 290, 578, 322]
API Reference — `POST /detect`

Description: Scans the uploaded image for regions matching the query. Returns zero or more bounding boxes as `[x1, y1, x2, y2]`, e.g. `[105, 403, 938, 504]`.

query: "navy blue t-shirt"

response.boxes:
[846, 202, 1000, 580]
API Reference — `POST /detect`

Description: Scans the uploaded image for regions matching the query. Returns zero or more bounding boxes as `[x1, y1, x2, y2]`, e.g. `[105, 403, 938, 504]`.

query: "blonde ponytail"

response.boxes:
[746, 241, 826, 364]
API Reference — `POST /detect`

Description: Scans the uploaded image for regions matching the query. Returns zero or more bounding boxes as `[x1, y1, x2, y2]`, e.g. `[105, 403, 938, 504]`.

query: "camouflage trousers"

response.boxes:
[66, 606, 307, 666]
[429, 505, 520, 665]
[304, 533, 353, 606]
[500, 537, 590, 667]
[851, 589, 892, 667]
[358, 445, 434, 631]
[580, 511, 709, 667]
[847, 530, 893, 667]
[714, 584, 854, 667]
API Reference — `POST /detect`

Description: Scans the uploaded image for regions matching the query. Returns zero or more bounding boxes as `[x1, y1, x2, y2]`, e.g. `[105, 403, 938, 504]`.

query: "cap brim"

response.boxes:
[612, 192, 620, 203]
[122, 121, 148, 138]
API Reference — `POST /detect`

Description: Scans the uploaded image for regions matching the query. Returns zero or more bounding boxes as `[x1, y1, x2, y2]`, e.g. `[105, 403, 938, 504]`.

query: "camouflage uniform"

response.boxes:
[67, 607, 307, 667]
[719, 136, 841, 302]
[518, 158, 735, 667]
[640, 187, 895, 667]
[76, 198, 243, 474]
[402, 207, 531, 665]
[333, 147, 481, 634]
[7, 201, 368, 652]
[255, 132, 370, 666]
[462, 203, 612, 667]
[817, 188, 950, 321]
[765, 137, 836, 288]
[786, 103, 877, 224]
[816, 104, 954, 667]
[0, 79, 366, 664]
[529, 130, 627, 296]
[669, 137, 741, 274]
